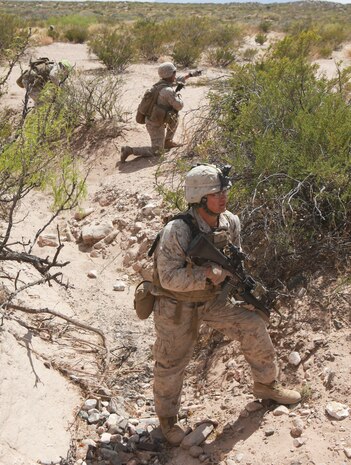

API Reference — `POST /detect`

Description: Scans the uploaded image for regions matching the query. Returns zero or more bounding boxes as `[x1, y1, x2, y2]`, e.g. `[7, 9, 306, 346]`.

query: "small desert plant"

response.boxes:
[0, 13, 28, 63]
[207, 47, 236, 68]
[255, 33, 267, 45]
[64, 25, 89, 44]
[132, 19, 166, 62]
[89, 26, 135, 72]
[209, 22, 244, 48]
[300, 384, 313, 403]
[259, 20, 271, 33]
[172, 40, 202, 68]
[61, 72, 127, 127]
[241, 47, 258, 62]
[166, 16, 209, 67]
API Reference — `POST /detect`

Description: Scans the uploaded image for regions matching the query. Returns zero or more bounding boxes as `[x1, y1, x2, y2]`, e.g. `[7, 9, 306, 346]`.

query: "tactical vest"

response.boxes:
[150, 212, 231, 303]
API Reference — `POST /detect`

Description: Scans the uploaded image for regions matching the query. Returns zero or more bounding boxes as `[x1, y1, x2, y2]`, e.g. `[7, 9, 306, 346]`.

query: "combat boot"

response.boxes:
[158, 416, 186, 446]
[120, 146, 133, 163]
[253, 381, 301, 405]
[164, 140, 183, 150]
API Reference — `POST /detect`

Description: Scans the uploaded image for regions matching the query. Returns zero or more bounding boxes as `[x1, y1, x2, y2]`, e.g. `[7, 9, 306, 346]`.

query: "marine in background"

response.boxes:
[119, 62, 197, 164]
[17, 57, 73, 104]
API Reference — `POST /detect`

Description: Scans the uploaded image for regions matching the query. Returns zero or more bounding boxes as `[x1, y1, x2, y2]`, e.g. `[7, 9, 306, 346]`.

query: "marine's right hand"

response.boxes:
[205, 263, 232, 285]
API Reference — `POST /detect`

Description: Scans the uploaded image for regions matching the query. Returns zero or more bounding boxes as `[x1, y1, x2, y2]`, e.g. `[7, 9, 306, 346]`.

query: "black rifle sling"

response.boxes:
[148, 213, 199, 258]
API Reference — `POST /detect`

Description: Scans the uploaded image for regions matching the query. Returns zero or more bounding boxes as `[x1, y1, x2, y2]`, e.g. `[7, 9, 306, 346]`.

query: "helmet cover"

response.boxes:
[184, 164, 232, 204]
[158, 62, 177, 79]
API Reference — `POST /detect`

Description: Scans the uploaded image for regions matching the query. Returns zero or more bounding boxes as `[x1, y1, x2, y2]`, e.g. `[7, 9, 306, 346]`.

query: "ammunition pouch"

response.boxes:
[136, 110, 146, 124]
[134, 280, 155, 320]
[149, 104, 178, 125]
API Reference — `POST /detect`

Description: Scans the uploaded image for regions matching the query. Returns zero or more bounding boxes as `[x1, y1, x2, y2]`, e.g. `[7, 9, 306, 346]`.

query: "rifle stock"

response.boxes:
[187, 233, 271, 322]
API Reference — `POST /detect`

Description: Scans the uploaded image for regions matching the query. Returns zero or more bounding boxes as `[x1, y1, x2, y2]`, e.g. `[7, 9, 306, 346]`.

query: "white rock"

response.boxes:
[273, 405, 290, 416]
[181, 422, 214, 449]
[290, 417, 304, 437]
[74, 208, 94, 221]
[106, 413, 121, 427]
[100, 433, 111, 443]
[83, 399, 97, 410]
[113, 280, 126, 291]
[81, 222, 114, 245]
[104, 230, 118, 244]
[37, 234, 59, 248]
[132, 222, 144, 233]
[344, 448, 351, 458]
[141, 202, 157, 217]
[90, 250, 100, 258]
[326, 401, 349, 420]
[234, 453, 244, 463]
[293, 437, 306, 447]
[288, 351, 302, 366]
[87, 270, 97, 279]
[82, 438, 97, 447]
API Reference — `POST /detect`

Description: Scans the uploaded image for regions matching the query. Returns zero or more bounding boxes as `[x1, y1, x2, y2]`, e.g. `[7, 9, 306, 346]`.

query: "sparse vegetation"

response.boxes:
[89, 26, 135, 72]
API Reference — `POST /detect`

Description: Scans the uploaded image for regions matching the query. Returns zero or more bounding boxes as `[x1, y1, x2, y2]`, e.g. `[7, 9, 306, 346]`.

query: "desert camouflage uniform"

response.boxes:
[130, 80, 184, 158]
[21, 62, 69, 103]
[152, 207, 278, 418]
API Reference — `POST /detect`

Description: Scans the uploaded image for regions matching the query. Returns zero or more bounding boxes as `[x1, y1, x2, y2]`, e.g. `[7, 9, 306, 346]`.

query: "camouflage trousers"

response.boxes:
[130, 117, 178, 158]
[153, 295, 278, 418]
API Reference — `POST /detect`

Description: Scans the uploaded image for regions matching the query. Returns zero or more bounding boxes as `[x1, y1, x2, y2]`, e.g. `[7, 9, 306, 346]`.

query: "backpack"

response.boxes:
[136, 81, 168, 124]
[134, 212, 199, 320]
[16, 57, 54, 89]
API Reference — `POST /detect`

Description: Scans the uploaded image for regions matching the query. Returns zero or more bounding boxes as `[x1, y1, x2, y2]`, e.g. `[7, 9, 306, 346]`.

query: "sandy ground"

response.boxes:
[0, 41, 351, 465]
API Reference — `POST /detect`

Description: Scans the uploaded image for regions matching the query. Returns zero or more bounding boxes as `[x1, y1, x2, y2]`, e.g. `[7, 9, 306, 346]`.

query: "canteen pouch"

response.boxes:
[135, 109, 146, 124]
[134, 280, 155, 320]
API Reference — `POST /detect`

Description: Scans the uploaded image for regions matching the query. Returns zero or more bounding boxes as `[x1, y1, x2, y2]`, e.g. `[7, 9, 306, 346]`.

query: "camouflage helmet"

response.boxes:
[59, 59, 73, 71]
[184, 164, 232, 204]
[158, 62, 176, 79]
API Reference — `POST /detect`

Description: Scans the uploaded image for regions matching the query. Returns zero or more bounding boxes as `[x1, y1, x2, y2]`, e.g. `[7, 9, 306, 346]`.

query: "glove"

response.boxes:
[205, 263, 232, 286]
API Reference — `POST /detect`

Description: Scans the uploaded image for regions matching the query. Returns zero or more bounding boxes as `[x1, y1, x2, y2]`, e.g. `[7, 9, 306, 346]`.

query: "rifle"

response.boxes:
[187, 233, 274, 323]
[175, 70, 202, 93]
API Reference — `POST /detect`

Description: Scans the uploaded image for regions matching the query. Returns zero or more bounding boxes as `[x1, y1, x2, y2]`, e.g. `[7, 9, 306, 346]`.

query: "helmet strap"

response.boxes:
[200, 197, 220, 217]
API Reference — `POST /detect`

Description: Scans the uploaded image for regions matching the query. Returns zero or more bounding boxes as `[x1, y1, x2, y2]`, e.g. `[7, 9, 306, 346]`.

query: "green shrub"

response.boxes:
[165, 16, 210, 67]
[191, 53, 351, 285]
[132, 19, 166, 62]
[64, 26, 88, 44]
[209, 23, 244, 48]
[316, 23, 347, 52]
[259, 20, 271, 33]
[255, 33, 267, 45]
[0, 13, 28, 62]
[241, 48, 258, 62]
[272, 30, 320, 60]
[89, 26, 135, 72]
[206, 47, 236, 68]
[172, 40, 202, 68]
[61, 73, 127, 127]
